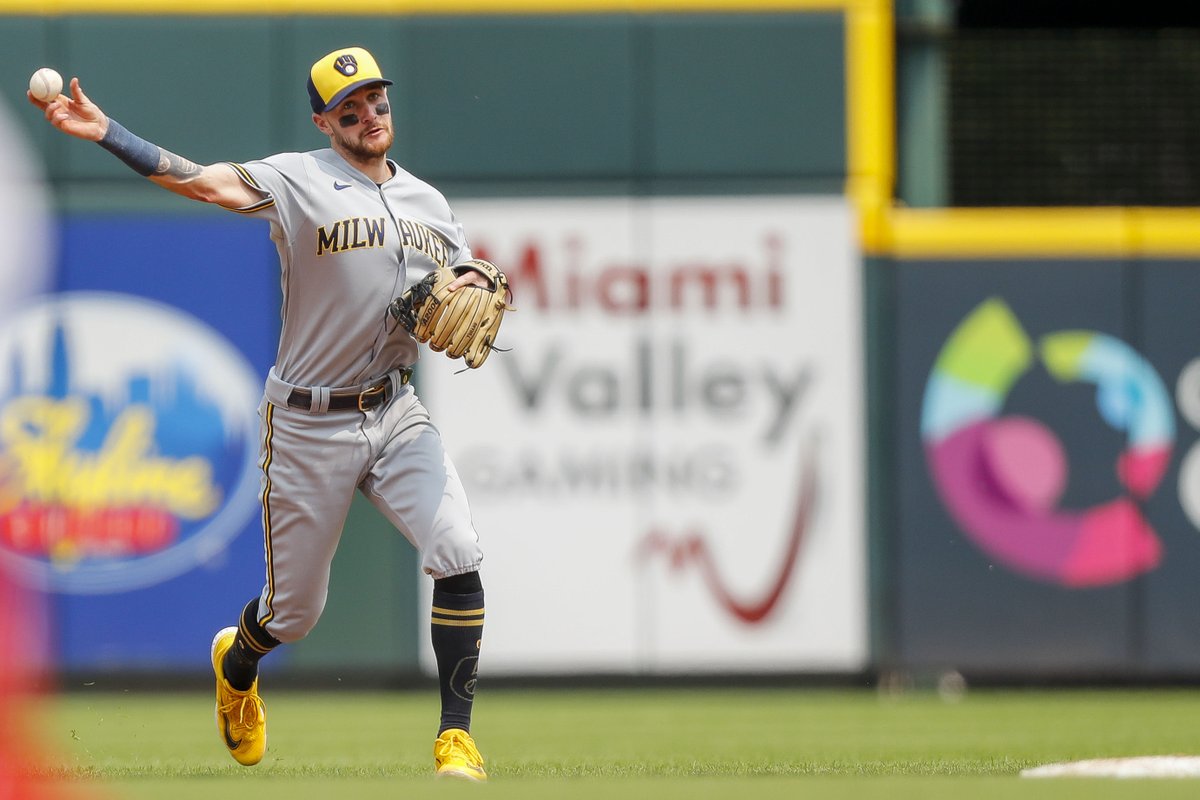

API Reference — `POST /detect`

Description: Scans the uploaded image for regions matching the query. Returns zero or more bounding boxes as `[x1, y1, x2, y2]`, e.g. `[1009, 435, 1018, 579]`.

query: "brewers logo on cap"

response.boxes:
[334, 54, 358, 77]
[307, 46, 393, 113]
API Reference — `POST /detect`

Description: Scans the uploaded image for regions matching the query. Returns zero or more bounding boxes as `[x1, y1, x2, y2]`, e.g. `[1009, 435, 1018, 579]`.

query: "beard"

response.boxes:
[332, 121, 394, 161]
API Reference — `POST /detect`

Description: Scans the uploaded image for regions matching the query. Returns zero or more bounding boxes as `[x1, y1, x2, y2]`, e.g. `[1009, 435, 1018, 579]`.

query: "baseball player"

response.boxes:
[30, 46, 491, 781]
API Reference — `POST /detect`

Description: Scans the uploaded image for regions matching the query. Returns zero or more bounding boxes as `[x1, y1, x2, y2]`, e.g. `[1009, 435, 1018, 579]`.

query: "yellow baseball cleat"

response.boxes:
[210, 626, 267, 766]
[434, 728, 487, 781]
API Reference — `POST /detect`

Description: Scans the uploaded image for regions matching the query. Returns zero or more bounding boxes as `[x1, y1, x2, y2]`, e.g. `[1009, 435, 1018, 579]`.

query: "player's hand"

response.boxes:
[29, 77, 108, 142]
[446, 267, 491, 292]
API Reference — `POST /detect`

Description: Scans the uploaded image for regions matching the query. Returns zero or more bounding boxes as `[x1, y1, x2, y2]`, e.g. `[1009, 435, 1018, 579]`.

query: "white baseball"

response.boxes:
[29, 68, 63, 102]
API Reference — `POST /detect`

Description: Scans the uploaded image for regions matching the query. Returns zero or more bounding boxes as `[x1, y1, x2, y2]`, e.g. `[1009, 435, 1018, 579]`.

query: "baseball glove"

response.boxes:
[388, 259, 513, 369]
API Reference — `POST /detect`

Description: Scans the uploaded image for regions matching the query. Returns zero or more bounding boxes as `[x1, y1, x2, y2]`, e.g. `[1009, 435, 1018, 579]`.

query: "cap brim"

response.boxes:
[323, 77, 394, 112]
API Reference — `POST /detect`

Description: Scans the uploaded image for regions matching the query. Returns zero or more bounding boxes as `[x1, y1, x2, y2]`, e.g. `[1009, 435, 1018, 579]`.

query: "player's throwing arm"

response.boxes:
[28, 71, 261, 209]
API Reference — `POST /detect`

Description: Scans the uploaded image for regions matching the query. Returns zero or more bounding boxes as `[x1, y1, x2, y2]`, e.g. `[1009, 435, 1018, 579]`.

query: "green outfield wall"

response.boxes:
[1, 9, 847, 210]
[0, 5, 858, 679]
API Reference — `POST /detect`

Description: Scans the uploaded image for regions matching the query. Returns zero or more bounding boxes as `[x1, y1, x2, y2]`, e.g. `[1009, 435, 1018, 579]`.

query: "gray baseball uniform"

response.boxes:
[225, 149, 483, 643]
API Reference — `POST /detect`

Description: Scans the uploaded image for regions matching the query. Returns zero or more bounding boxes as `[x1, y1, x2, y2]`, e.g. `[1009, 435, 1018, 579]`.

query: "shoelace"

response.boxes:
[218, 692, 264, 737]
[437, 732, 483, 766]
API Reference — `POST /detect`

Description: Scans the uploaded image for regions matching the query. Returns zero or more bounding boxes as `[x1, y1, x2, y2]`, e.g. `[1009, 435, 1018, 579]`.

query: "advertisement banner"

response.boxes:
[419, 196, 867, 674]
[0, 217, 278, 670]
[1129, 262, 1200, 671]
[893, 259, 1200, 674]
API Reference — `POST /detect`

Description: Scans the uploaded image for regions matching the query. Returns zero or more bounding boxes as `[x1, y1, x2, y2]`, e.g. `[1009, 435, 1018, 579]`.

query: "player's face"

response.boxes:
[325, 84, 394, 160]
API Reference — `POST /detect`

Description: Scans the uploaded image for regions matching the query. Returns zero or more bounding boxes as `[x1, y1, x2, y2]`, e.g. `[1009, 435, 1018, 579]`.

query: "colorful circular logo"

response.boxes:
[0, 293, 262, 593]
[922, 298, 1174, 587]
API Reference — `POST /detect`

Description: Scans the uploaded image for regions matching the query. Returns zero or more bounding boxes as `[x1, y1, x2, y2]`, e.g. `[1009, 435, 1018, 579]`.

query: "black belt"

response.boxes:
[287, 368, 412, 412]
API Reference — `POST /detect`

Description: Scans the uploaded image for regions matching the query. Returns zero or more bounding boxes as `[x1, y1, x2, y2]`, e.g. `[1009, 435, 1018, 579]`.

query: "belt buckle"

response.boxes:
[357, 382, 387, 412]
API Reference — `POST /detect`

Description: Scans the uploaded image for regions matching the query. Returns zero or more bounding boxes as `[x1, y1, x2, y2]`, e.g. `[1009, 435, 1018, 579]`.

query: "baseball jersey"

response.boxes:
[225, 149, 473, 388]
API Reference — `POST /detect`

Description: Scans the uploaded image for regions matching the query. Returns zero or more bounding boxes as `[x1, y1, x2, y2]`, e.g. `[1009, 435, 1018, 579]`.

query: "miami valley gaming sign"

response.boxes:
[420, 196, 868, 675]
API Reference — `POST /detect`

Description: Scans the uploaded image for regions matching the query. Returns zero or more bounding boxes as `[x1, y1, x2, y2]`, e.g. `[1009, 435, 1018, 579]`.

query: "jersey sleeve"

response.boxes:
[220, 155, 302, 231]
[222, 164, 275, 212]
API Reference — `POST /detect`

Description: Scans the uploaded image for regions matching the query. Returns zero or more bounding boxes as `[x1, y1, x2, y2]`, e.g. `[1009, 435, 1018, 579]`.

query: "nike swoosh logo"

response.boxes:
[223, 717, 243, 749]
[333, 182, 352, 191]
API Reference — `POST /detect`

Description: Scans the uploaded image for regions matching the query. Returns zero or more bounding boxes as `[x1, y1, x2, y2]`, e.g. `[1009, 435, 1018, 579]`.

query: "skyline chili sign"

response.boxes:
[0, 293, 262, 594]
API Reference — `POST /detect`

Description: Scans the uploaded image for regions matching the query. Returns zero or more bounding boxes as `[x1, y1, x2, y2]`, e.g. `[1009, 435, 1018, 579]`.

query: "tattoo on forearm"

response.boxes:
[155, 150, 202, 180]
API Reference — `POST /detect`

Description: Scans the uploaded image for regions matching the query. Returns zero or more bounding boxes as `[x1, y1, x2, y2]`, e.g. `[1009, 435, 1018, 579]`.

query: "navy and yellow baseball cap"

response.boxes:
[307, 46, 393, 113]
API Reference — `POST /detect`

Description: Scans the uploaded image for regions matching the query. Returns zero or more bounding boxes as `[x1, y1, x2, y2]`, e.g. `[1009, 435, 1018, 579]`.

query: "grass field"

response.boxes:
[22, 685, 1200, 799]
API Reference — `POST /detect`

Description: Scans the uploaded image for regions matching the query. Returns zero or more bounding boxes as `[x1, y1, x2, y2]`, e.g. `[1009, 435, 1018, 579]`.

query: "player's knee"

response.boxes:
[264, 606, 324, 643]
[423, 531, 483, 580]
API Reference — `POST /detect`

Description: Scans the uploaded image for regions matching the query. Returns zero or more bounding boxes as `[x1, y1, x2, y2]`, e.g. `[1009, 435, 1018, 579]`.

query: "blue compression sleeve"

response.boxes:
[97, 119, 160, 176]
